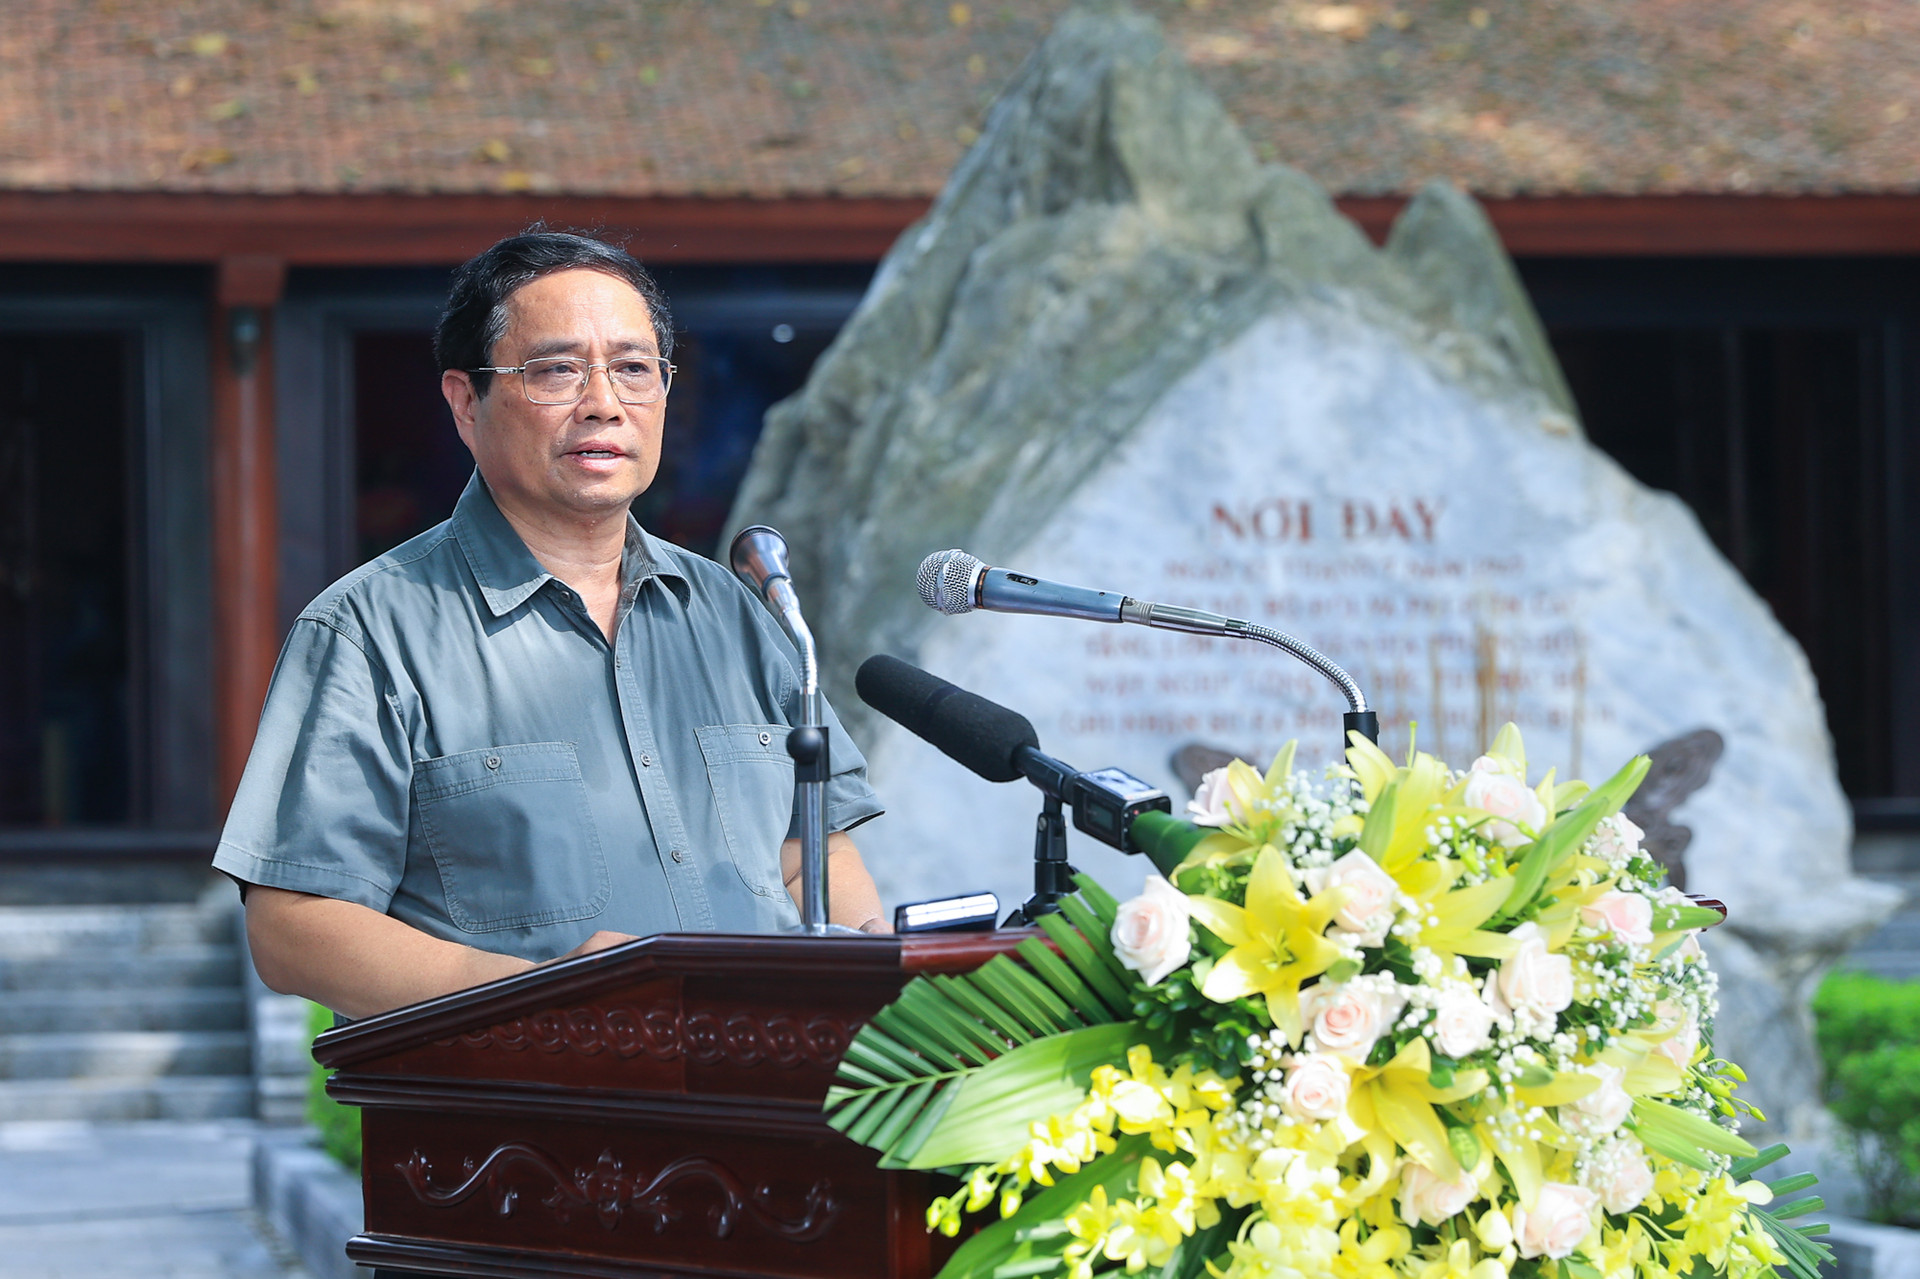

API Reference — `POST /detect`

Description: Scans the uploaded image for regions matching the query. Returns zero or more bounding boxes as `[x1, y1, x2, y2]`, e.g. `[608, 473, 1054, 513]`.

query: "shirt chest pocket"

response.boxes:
[414, 742, 611, 933]
[695, 724, 795, 899]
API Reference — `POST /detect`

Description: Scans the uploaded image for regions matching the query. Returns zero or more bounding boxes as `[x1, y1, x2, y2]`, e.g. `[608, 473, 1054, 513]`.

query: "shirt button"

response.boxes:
[639, 752, 653, 767]
[484, 755, 501, 770]
[759, 731, 772, 746]
[670, 849, 685, 863]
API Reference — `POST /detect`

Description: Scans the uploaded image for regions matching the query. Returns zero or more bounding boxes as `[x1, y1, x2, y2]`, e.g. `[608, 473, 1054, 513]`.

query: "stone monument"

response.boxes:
[725, 2, 1897, 1138]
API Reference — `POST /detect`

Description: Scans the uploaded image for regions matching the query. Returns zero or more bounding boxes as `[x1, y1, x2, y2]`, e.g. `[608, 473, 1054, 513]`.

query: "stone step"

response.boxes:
[0, 1030, 251, 1080]
[0, 903, 233, 958]
[0, 987, 247, 1034]
[0, 944, 241, 992]
[1844, 949, 1920, 982]
[0, 1075, 255, 1122]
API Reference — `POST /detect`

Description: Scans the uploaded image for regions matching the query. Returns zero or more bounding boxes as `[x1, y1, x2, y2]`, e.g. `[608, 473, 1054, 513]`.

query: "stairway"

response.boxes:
[1850, 832, 1920, 981]
[0, 900, 257, 1121]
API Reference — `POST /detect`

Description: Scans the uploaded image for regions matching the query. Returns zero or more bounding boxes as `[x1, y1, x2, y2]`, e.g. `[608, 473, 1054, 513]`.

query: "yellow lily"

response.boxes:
[1185, 846, 1346, 1043]
[1348, 751, 1455, 876]
[1331, 1216, 1411, 1279]
[1405, 864, 1523, 961]
[1346, 1038, 1489, 1181]
[1511, 1067, 1602, 1111]
[1473, 1105, 1544, 1208]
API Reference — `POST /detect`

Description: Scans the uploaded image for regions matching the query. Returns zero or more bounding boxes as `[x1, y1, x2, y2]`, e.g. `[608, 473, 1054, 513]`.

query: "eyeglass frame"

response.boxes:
[466, 354, 677, 406]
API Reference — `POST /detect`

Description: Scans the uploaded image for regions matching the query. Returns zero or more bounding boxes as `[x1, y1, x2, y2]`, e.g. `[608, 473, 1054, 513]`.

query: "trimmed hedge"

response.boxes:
[1813, 969, 1920, 1226]
[305, 1001, 361, 1173]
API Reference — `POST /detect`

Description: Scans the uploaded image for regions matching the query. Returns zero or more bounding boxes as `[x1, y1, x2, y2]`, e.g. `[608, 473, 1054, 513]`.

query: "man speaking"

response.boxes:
[215, 230, 888, 1021]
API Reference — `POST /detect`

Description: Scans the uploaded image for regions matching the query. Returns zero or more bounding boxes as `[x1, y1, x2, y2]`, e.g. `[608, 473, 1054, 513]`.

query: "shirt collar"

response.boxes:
[451, 471, 689, 619]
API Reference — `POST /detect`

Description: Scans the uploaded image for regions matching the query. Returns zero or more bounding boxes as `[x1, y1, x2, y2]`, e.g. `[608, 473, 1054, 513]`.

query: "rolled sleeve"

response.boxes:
[817, 693, 885, 836]
[212, 617, 414, 911]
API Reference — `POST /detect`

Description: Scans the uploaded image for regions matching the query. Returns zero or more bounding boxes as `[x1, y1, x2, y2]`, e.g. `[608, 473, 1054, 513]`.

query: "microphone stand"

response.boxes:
[730, 527, 836, 936]
[1009, 794, 1074, 927]
[1119, 601, 1380, 749]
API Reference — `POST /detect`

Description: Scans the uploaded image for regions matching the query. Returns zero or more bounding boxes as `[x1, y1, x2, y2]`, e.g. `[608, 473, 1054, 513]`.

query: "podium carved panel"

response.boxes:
[315, 931, 1022, 1278]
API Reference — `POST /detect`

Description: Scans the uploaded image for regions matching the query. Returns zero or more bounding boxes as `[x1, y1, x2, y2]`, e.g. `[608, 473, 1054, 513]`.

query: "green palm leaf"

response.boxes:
[1730, 1144, 1835, 1279]
[907, 1020, 1143, 1168]
[824, 886, 1144, 1169]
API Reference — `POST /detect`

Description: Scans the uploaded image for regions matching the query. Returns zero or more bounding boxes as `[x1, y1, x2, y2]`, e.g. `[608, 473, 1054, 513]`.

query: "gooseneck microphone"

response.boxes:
[730, 525, 834, 935]
[916, 548, 1378, 745]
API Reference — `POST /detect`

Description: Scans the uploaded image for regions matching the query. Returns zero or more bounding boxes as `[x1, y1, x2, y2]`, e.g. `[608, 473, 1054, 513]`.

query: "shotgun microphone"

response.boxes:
[854, 655, 1170, 855]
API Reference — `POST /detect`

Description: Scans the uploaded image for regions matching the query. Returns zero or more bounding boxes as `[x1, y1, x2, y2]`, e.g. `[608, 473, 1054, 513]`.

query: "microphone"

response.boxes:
[918, 548, 1125, 624]
[731, 526, 805, 632]
[855, 655, 1170, 855]
[914, 549, 1377, 743]
[855, 654, 1037, 783]
[729, 525, 833, 935]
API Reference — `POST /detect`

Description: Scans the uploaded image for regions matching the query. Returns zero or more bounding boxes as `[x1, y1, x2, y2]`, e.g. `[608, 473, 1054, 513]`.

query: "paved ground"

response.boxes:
[0, 1120, 309, 1278]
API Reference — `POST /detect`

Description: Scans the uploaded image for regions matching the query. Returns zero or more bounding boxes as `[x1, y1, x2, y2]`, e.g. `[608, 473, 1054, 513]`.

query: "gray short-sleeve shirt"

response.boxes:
[213, 473, 882, 960]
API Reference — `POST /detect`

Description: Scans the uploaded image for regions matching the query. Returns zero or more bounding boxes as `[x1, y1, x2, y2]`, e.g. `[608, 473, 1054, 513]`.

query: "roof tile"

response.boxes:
[0, 0, 1912, 198]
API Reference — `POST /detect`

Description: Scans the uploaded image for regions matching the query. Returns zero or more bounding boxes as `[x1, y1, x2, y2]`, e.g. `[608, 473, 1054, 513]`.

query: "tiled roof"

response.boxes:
[3, 0, 1914, 200]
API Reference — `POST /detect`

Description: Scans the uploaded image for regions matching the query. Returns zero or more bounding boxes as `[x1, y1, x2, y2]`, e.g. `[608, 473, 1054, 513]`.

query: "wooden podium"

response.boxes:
[313, 931, 1021, 1278]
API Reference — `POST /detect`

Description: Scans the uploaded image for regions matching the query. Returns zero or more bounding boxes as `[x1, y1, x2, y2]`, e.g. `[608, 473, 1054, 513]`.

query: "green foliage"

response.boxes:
[305, 1001, 360, 1173]
[1731, 1143, 1835, 1279]
[1496, 754, 1647, 923]
[1131, 961, 1264, 1076]
[824, 878, 1140, 1170]
[1813, 969, 1920, 1060]
[1813, 969, 1920, 1226]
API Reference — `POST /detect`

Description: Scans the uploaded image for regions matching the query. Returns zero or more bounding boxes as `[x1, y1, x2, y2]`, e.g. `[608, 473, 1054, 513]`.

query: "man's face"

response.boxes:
[443, 267, 667, 524]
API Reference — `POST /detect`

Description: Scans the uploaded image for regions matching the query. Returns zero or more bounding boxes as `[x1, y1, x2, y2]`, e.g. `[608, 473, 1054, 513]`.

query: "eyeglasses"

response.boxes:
[468, 355, 675, 406]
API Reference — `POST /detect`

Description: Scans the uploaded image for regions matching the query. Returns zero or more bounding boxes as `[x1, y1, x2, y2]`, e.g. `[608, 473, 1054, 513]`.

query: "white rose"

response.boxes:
[1463, 757, 1549, 846]
[1186, 767, 1241, 827]
[1581, 891, 1654, 947]
[1590, 813, 1644, 863]
[1497, 923, 1574, 1027]
[1110, 875, 1192, 986]
[1581, 1138, 1655, 1216]
[1281, 1053, 1351, 1121]
[1430, 983, 1497, 1059]
[1303, 975, 1407, 1062]
[1510, 1182, 1598, 1259]
[1400, 1162, 1480, 1227]
[1321, 849, 1399, 947]
[1562, 1064, 1632, 1137]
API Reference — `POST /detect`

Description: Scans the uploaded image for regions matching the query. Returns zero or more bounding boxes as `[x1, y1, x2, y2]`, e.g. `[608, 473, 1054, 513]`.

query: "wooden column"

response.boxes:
[210, 254, 286, 811]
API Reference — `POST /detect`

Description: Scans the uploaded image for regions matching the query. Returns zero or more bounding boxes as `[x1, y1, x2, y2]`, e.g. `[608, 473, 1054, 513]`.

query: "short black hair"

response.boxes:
[434, 226, 674, 398]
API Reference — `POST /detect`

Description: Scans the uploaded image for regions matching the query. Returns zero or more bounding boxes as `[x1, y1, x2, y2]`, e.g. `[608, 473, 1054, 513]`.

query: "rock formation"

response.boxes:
[725, 2, 1896, 1138]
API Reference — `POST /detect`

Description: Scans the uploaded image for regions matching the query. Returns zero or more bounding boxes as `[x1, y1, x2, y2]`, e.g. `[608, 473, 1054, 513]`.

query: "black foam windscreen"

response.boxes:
[855, 655, 1038, 784]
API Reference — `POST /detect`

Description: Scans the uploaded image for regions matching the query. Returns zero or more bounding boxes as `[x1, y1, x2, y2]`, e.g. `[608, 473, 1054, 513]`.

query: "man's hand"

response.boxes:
[781, 830, 891, 934]
[245, 887, 636, 1020]
[553, 930, 641, 961]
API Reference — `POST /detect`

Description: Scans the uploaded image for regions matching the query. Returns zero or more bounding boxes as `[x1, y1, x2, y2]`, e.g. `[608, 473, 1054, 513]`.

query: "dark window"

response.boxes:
[633, 324, 841, 557]
[353, 331, 468, 563]
[1547, 323, 1892, 798]
[0, 332, 138, 825]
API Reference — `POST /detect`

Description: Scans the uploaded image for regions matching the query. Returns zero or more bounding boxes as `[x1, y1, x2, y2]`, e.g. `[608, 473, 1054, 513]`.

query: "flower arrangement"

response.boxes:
[822, 728, 1829, 1279]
